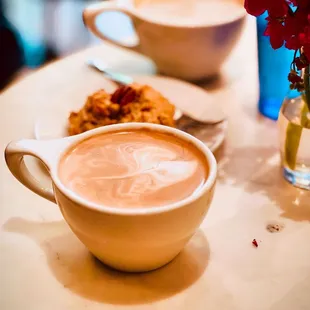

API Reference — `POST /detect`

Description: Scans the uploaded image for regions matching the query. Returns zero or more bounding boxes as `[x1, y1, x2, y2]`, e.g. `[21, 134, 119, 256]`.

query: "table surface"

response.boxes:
[1, 16, 310, 310]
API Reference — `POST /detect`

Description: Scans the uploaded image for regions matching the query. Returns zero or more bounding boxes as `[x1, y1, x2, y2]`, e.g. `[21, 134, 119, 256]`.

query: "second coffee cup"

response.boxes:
[83, 0, 246, 81]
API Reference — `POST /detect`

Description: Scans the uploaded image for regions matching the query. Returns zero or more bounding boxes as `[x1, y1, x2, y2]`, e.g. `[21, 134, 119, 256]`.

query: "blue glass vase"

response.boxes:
[257, 13, 297, 120]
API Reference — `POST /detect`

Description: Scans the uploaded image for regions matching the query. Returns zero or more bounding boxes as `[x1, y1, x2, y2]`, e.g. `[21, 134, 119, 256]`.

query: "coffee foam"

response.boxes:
[59, 130, 208, 208]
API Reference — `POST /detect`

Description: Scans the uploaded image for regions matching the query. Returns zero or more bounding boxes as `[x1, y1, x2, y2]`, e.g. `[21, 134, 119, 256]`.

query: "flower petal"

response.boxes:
[244, 0, 268, 16]
[264, 20, 285, 49]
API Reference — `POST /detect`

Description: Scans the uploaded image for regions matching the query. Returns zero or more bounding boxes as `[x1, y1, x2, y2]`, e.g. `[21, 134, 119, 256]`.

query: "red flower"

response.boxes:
[296, 0, 310, 9]
[244, 0, 310, 94]
[297, 26, 310, 59]
[268, 0, 288, 18]
[289, 0, 298, 5]
[285, 12, 307, 37]
[244, 0, 268, 16]
[295, 56, 308, 69]
[286, 36, 301, 49]
[244, 0, 289, 17]
[265, 18, 285, 48]
[288, 70, 303, 83]
[284, 10, 308, 49]
[299, 26, 310, 45]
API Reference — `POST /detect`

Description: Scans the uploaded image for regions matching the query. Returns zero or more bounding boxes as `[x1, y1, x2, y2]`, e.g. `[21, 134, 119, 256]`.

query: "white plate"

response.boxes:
[34, 75, 227, 152]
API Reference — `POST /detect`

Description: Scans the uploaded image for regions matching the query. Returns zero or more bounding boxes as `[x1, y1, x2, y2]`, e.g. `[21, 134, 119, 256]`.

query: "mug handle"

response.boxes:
[5, 138, 73, 204]
[83, 1, 140, 52]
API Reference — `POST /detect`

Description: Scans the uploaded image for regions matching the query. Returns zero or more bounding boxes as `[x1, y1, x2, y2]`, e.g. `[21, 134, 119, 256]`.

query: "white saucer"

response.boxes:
[34, 75, 227, 152]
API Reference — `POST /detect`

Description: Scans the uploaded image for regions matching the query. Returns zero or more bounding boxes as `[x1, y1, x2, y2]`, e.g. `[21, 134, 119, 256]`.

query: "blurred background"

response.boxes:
[0, 0, 134, 90]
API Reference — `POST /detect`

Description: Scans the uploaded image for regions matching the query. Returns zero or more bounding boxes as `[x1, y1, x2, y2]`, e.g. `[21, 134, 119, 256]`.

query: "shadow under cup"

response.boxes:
[5, 123, 217, 272]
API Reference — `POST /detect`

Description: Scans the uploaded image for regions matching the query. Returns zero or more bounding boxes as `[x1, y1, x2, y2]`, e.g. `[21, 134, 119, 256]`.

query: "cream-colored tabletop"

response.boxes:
[1, 17, 310, 310]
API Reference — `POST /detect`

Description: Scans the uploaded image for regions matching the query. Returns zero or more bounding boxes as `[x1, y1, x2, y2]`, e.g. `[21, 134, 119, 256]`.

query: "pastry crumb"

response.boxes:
[68, 83, 175, 135]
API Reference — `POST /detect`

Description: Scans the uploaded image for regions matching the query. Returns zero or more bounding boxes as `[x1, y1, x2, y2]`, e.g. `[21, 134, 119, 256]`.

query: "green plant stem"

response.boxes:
[285, 123, 302, 170]
[304, 65, 310, 113]
[284, 65, 310, 170]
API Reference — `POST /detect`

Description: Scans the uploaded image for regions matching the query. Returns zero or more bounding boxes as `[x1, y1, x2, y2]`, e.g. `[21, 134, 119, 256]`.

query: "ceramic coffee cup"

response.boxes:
[5, 123, 217, 272]
[83, 0, 246, 81]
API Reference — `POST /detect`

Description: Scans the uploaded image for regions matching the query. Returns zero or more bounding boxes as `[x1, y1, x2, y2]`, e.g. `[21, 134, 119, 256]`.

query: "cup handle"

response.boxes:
[5, 138, 73, 204]
[83, 1, 140, 52]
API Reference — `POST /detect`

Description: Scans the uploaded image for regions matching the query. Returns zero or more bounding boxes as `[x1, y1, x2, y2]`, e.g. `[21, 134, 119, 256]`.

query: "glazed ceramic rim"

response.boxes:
[51, 123, 217, 215]
[132, 6, 247, 29]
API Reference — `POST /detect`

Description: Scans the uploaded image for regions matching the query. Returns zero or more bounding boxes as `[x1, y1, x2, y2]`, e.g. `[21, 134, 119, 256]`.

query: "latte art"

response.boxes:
[59, 130, 208, 208]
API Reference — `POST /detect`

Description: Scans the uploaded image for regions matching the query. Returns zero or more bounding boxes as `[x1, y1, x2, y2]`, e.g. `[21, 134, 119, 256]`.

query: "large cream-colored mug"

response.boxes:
[5, 123, 217, 272]
[83, 0, 246, 81]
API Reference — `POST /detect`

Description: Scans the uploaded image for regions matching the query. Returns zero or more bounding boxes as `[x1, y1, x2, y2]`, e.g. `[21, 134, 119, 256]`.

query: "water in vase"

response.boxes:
[278, 96, 310, 190]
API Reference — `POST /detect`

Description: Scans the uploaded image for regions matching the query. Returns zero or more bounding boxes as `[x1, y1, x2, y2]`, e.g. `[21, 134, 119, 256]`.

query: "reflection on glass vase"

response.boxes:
[278, 95, 310, 190]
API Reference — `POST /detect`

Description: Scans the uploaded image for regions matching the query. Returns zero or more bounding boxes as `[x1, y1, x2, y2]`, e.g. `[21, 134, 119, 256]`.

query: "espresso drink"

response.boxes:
[59, 130, 208, 208]
[135, 0, 245, 27]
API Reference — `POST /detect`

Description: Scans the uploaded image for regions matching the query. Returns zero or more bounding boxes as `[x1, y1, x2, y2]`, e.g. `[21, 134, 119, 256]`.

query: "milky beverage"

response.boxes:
[59, 130, 208, 208]
[135, 0, 245, 27]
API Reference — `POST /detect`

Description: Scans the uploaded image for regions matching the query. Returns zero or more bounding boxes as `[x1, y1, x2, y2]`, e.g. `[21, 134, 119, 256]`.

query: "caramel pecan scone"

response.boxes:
[68, 83, 175, 135]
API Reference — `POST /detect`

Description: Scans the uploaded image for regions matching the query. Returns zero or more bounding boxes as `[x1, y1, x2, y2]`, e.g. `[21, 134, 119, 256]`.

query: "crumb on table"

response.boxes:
[266, 222, 284, 233]
[252, 239, 259, 247]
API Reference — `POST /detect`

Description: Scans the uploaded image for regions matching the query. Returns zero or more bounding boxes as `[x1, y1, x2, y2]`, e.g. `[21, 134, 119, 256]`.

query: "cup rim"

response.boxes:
[129, 1, 246, 29]
[51, 123, 217, 215]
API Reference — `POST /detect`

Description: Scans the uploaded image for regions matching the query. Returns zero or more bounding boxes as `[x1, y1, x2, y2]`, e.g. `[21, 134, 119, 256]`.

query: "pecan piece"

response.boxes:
[111, 86, 138, 106]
